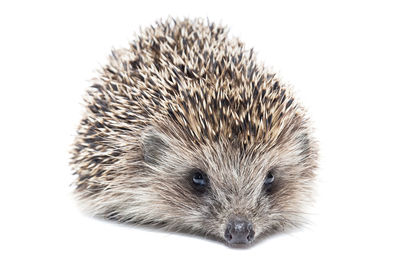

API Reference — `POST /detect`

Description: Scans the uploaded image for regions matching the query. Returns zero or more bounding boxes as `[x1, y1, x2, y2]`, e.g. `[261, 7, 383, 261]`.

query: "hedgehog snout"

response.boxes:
[224, 217, 255, 245]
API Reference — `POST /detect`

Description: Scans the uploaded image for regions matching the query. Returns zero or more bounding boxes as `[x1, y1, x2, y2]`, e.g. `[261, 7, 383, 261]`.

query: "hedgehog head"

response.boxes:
[136, 103, 316, 245]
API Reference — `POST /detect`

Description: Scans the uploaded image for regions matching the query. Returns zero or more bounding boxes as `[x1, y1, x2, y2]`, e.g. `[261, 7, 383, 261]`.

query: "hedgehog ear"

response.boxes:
[141, 127, 170, 165]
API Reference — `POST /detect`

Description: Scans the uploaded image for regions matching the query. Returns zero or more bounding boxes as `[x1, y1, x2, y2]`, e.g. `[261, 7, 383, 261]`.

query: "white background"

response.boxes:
[1, 0, 399, 266]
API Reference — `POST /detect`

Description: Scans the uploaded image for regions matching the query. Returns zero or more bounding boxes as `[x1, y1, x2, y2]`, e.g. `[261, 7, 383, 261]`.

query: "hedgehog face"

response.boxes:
[139, 124, 316, 245]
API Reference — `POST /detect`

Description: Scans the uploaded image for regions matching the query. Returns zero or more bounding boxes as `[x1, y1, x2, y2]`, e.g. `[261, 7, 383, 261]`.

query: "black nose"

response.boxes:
[224, 219, 255, 244]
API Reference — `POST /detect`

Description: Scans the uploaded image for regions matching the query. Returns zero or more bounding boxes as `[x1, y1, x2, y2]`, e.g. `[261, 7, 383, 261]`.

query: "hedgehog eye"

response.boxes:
[264, 171, 275, 191]
[191, 170, 209, 193]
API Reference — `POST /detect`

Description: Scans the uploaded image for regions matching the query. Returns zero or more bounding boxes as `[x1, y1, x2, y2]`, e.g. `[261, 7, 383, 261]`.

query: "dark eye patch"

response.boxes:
[264, 171, 275, 192]
[189, 169, 209, 194]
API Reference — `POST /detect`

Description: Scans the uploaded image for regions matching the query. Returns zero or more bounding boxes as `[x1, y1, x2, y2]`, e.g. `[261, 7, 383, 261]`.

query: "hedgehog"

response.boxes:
[70, 17, 318, 246]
